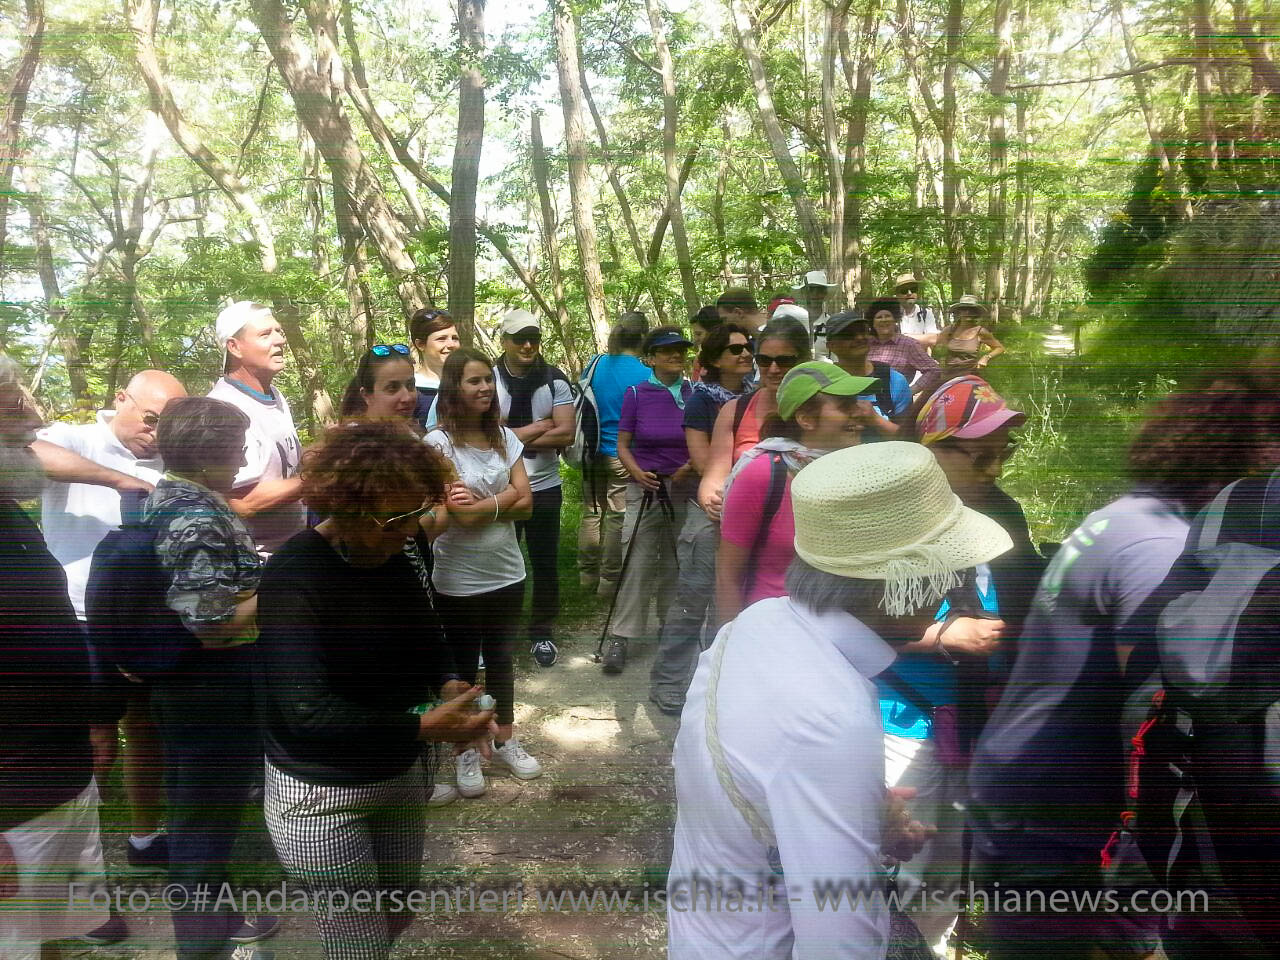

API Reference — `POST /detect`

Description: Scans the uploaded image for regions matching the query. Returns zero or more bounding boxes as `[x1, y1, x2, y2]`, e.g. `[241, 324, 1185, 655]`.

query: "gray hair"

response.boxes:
[0, 353, 21, 386]
[784, 556, 885, 617]
[758, 318, 813, 362]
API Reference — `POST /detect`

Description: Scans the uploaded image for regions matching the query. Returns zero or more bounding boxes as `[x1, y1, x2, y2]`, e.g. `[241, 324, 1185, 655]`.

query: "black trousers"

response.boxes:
[515, 485, 563, 641]
[151, 647, 260, 960]
[435, 581, 525, 727]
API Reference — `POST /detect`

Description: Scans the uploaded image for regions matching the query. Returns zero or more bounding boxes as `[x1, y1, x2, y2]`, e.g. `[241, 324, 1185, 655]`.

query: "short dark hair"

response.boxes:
[697, 322, 752, 385]
[608, 312, 649, 354]
[643, 325, 690, 356]
[865, 299, 902, 323]
[302, 420, 449, 520]
[757, 318, 813, 362]
[156, 397, 250, 477]
[409, 308, 455, 346]
[339, 349, 415, 418]
[691, 305, 722, 331]
[717, 288, 758, 314]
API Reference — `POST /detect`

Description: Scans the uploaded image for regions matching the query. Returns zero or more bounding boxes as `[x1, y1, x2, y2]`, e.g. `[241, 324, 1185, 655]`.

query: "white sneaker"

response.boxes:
[455, 748, 486, 798]
[427, 783, 459, 807]
[492, 739, 543, 780]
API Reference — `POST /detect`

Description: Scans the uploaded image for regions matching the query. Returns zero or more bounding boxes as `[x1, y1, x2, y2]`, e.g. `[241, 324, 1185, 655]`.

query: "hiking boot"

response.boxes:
[596, 579, 619, 600]
[530, 637, 559, 667]
[229, 915, 281, 944]
[649, 694, 684, 717]
[579, 572, 598, 591]
[602, 636, 628, 674]
[78, 912, 127, 946]
[124, 833, 169, 875]
[492, 739, 543, 779]
[427, 783, 459, 807]
[455, 748, 486, 798]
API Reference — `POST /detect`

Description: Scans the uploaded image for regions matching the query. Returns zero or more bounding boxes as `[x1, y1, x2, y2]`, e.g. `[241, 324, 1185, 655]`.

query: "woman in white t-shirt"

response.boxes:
[426, 348, 542, 797]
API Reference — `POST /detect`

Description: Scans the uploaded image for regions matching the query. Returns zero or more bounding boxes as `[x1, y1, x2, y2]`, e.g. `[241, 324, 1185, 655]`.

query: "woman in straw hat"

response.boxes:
[936, 295, 1005, 375]
[667, 441, 1012, 960]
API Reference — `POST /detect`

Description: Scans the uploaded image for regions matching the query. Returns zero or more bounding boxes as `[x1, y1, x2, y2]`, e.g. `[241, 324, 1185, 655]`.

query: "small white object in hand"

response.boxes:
[475, 694, 496, 712]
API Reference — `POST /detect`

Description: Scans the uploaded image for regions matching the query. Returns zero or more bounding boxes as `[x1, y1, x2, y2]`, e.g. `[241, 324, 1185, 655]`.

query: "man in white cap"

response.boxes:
[792, 268, 839, 341]
[667, 441, 1012, 960]
[893, 273, 941, 346]
[207, 301, 304, 558]
[493, 309, 574, 667]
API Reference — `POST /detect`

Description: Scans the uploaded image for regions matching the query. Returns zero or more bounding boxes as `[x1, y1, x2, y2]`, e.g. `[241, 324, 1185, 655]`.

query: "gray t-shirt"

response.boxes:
[969, 493, 1189, 849]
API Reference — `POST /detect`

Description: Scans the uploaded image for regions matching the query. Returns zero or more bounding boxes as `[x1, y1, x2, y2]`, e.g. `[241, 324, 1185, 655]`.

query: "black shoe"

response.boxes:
[124, 834, 169, 874]
[602, 636, 628, 674]
[649, 695, 684, 716]
[229, 914, 281, 944]
[79, 912, 128, 945]
[531, 637, 559, 667]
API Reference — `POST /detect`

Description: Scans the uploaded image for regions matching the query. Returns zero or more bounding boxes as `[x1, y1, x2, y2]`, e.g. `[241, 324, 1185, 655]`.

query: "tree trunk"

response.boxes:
[715, 122, 731, 283]
[529, 112, 583, 373]
[1191, 0, 1219, 168]
[551, 0, 609, 351]
[333, 177, 374, 352]
[648, 147, 699, 267]
[729, 0, 827, 267]
[1031, 207, 1055, 315]
[941, 0, 966, 298]
[839, 0, 876, 307]
[985, 0, 1011, 322]
[249, 0, 434, 320]
[821, 1, 847, 301]
[0, 0, 44, 280]
[447, 0, 485, 340]
[646, 0, 700, 315]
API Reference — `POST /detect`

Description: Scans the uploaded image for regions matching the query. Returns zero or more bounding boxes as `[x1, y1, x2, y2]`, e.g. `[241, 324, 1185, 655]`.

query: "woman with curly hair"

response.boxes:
[254, 420, 495, 960]
[426, 348, 542, 798]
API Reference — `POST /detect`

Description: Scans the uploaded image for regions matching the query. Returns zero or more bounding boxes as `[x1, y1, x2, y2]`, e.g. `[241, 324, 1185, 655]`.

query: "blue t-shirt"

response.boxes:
[590, 354, 650, 457]
[859, 368, 912, 420]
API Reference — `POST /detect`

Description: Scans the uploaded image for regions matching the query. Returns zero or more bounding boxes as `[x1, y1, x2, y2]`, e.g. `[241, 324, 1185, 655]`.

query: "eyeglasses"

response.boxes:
[370, 344, 412, 358]
[368, 503, 432, 530]
[725, 343, 754, 357]
[898, 286, 919, 295]
[124, 390, 162, 428]
[756, 353, 800, 370]
[951, 440, 1019, 470]
[509, 333, 541, 346]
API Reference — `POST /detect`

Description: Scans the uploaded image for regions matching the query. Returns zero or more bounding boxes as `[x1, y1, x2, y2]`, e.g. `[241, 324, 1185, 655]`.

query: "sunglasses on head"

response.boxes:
[368, 503, 432, 530]
[370, 343, 412, 358]
[726, 343, 754, 356]
[757, 353, 800, 370]
[509, 332, 541, 346]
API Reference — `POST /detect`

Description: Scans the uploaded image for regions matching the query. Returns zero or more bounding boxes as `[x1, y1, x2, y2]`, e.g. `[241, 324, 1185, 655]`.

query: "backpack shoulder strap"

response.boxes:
[741, 453, 788, 600]
[731, 393, 752, 438]
[878, 665, 935, 715]
[870, 361, 895, 417]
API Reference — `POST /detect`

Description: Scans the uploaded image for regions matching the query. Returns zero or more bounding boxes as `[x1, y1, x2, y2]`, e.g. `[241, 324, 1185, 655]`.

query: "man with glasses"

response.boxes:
[894, 273, 942, 347]
[35, 368, 186, 917]
[493, 310, 574, 667]
[208, 301, 304, 559]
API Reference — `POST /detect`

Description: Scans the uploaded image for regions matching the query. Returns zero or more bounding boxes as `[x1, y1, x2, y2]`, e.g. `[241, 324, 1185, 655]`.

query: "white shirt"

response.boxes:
[494, 362, 574, 493]
[207, 377, 304, 558]
[425, 427, 526, 596]
[37, 413, 165, 619]
[668, 597, 896, 960]
[899, 304, 940, 339]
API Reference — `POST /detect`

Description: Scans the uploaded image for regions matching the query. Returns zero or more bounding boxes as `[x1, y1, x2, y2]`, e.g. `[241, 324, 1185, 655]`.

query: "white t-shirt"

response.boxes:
[426, 427, 526, 596]
[207, 377, 304, 558]
[900, 304, 940, 339]
[38, 413, 165, 619]
[494, 364, 573, 493]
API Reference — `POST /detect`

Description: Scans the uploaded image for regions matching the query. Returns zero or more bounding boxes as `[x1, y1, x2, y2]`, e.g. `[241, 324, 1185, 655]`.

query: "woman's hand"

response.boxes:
[939, 617, 1005, 657]
[882, 787, 935, 863]
[418, 685, 496, 743]
[632, 468, 661, 491]
[703, 486, 724, 521]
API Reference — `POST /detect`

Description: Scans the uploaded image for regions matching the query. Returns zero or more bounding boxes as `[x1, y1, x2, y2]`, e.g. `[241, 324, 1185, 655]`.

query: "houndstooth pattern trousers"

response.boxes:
[263, 757, 428, 960]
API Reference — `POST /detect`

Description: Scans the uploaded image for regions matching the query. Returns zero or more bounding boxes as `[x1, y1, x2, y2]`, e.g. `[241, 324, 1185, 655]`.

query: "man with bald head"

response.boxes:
[36, 368, 187, 889]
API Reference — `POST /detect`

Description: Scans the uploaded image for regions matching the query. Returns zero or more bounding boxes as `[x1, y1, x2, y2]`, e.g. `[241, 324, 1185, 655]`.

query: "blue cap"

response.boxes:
[648, 331, 693, 349]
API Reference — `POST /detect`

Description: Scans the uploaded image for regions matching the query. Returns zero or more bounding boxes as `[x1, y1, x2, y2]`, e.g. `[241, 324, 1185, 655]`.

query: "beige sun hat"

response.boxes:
[892, 273, 920, 292]
[791, 441, 1013, 615]
[947, 294, 989, 318]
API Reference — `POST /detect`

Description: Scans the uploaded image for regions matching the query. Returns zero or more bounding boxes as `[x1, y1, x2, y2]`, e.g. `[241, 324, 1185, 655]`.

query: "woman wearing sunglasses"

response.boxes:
[425, 348, 543, 797]
[255, 420, 493, 960]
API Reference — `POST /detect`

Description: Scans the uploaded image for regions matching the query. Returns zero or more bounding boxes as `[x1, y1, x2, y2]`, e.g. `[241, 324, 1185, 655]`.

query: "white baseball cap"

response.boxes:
[792, 269, 838, 290]
[215, 301, 273, 368]
[771, 303, 810, 324]
[499, 309, 540, 337]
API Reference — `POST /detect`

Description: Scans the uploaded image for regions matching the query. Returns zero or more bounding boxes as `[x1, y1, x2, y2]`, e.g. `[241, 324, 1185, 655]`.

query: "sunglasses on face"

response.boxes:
[725, 343, 754, 357]
[757, 353, 800, 371]
[898, 286, 919, 295]
[509, 333, 541, 347]
[370, 343, 412, 358]
[953, 440, 1019, 470]
[368, 503, 432, 530]
[124, 390, 162, 428]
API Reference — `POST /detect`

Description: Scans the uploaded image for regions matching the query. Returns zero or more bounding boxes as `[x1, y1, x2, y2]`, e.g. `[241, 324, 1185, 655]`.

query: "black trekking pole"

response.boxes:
[594, 487, 654, 661]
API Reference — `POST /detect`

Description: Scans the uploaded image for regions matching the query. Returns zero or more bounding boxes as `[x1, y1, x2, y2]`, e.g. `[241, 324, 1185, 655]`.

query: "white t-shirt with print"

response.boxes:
[426, 427, 526, 597]
[207, 377, 304, 558]
[494, 366, 573, 493]
[38, 412, 165, 619]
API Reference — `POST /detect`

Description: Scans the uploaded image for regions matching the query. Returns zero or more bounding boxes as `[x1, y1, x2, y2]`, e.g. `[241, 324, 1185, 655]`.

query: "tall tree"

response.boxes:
[821, 1, 848, 299]
[551, 0, 609, 350]
[447, 0, 486, 338]
[0, 0, 45, 279]
[529, 111, 583, 372]
[985, 0, 1012, 321]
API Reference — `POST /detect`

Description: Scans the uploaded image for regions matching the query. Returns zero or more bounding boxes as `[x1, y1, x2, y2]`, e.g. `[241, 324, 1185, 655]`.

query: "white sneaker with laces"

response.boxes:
[427, 783, 459, 807]
[492, 739, 543, 780]
[455, 748, 486, 798]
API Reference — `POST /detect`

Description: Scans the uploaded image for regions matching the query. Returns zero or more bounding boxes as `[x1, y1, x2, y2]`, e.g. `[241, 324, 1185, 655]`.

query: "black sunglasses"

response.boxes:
[757, 353, 800, 370]
[898, 286, 919, 294]
[509, 333, 541, 346]
[370, 344, 412, 358]
[726, 343, 754, 356]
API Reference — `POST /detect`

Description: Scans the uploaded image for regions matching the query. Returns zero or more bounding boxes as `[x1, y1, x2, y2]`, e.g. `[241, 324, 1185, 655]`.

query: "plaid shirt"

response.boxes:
[869, 334, 942, 396]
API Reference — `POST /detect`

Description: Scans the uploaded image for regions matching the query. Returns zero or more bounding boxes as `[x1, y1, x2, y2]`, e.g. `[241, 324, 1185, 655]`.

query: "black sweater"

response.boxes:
[0, 499, 122, 830]
[254, 529, 458, 785]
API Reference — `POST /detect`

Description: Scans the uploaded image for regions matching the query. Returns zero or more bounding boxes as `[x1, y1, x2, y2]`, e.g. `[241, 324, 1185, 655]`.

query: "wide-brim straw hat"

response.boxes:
[791, 441, 1013, 615]
[892, 273, 919, 292]
[947, 294, 989, 318]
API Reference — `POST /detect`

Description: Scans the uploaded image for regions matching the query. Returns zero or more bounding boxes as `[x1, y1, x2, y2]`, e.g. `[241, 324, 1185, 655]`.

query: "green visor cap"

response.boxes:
[776, 361, 880, 420]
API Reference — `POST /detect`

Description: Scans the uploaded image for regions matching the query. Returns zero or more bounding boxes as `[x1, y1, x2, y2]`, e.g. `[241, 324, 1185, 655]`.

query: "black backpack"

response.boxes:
[85, 521, 197, 680]
[1122, 474, 1280, 955]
